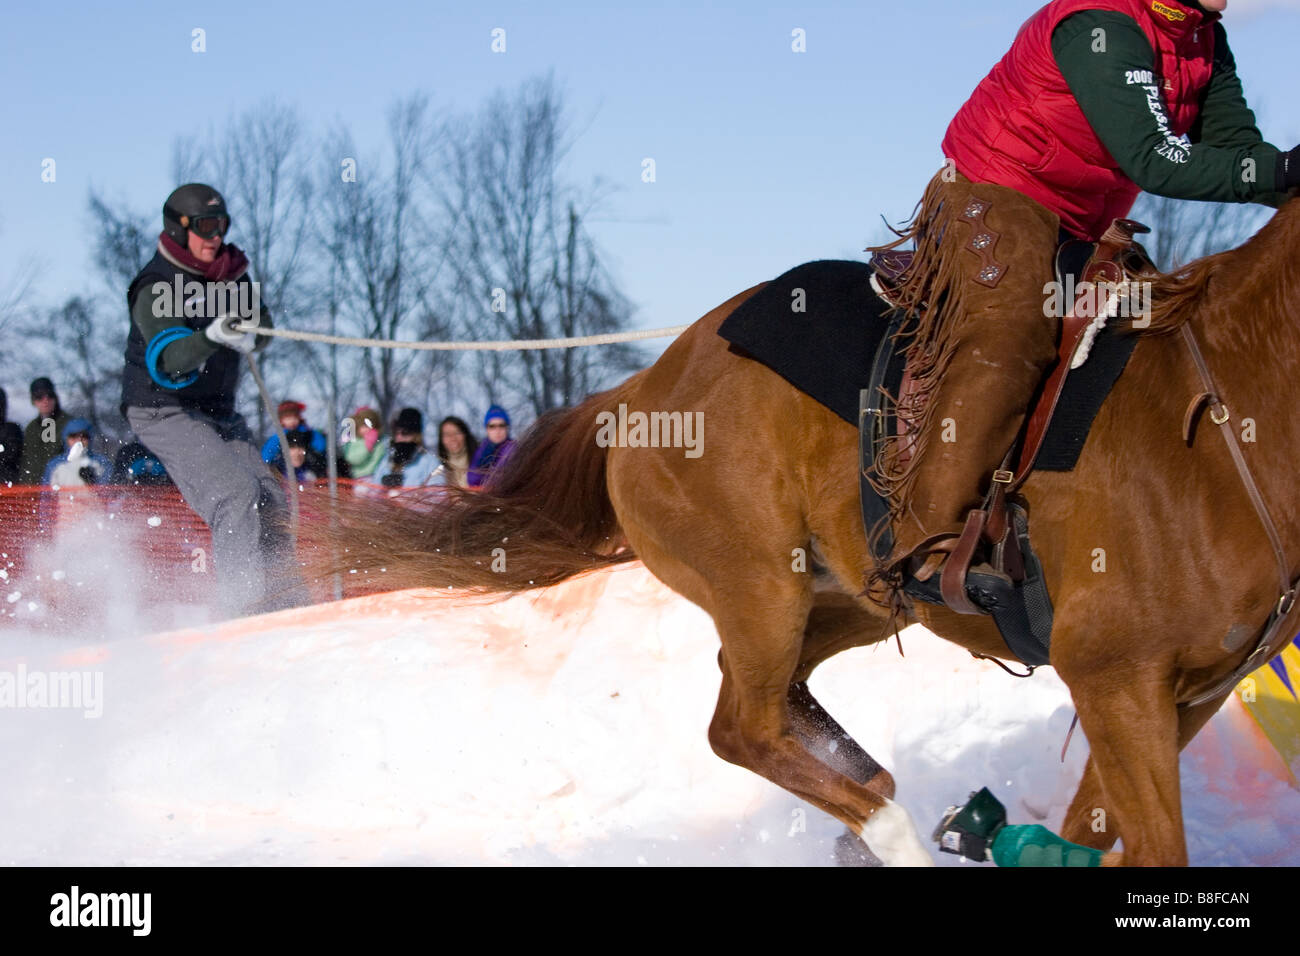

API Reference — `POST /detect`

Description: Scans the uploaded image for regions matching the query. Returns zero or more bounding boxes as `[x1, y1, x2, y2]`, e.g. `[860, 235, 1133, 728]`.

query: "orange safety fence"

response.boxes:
[0, 478, 436, 626]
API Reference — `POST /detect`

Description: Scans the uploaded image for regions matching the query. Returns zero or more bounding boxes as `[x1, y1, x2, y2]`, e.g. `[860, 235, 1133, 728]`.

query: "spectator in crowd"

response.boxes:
[120, 182, 307, 617]
[0, 387, 22, 485]
[261, 399, 327, 464]
[341, 406, 388, 480]
[18, 377, 70, 484]
[467, 405, 516, 489]
[111, 437, 172, 486]
[374, 407, 441, 489]
[275, 429, 329, 485]
[435, 416, 478, 489]
[42, 418, 112, 487]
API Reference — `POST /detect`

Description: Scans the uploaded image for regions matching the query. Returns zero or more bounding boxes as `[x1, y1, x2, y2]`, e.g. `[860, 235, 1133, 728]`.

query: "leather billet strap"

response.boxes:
[940, 509, 989, 614]
[939, 447, 1020, 615]
[1179, 323, 1300, 707]
[1180, 324, 1291, 597]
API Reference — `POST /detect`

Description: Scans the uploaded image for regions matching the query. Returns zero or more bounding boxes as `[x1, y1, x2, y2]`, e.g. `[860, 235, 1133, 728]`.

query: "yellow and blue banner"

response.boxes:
[1238, 635, 1300, 787]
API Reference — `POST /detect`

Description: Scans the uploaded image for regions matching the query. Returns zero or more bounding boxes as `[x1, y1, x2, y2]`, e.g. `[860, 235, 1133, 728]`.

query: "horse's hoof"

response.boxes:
[835, 828, 884, 867]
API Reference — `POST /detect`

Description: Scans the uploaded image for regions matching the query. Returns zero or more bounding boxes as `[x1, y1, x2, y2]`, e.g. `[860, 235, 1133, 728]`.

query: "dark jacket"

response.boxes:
[0, 421, 21, 484]
[120, 248, 262, 418]
[18, 409, 70, 484]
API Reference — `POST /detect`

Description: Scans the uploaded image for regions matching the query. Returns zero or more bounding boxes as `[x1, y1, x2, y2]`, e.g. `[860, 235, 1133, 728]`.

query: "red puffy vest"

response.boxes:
[943, 0, 1217, 240]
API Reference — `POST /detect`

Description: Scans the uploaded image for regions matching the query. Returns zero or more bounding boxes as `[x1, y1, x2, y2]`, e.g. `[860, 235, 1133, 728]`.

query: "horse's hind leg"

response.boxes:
[785, 592, 907, 864]
[786, 681, 896, 866]
[607, 369, 930, 862]
[705, 586, 933, 866]
[625, 520, 928, 864]
[788, 592, 897, 792]
[787, 682, 893, 795]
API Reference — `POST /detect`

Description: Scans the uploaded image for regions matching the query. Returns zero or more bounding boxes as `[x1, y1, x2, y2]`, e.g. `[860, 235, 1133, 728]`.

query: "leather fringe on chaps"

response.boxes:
[864, 173, 971, 612]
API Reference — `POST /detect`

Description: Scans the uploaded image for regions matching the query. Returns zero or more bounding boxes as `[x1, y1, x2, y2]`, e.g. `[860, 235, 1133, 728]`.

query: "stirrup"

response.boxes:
[933, 451, 1021, 614]
[903, 558, 1003, 616]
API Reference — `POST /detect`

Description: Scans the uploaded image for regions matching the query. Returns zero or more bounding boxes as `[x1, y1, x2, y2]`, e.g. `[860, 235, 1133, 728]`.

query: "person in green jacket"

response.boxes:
[342, 406, 389, 480]
[18, 377, 71, 485]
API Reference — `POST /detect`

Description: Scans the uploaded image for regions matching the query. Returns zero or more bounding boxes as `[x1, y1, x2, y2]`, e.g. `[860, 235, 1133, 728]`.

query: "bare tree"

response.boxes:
[86, 191, 155, 293]
[0, 262, 36, 364]
[1130, 193, 1275, 271]
[7, 193, 156, 440]
[0, 215, 40, 385]
[440, 76, 643, 421]
[321, 94, 455, 423]
[170, 137, 204, 187]
[20, 296, 125, 438]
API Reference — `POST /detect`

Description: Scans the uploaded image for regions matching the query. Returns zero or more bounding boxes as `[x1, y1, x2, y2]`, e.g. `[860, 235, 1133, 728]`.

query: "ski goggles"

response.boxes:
[184, 213, 230, 239]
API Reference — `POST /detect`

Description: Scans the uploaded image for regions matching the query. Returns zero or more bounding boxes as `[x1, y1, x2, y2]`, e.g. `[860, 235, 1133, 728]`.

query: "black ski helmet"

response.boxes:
[162, 183, 230, 245]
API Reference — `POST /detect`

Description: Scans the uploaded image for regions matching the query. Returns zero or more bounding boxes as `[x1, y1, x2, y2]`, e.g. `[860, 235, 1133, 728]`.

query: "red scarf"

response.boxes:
[158, 233, 250, 282]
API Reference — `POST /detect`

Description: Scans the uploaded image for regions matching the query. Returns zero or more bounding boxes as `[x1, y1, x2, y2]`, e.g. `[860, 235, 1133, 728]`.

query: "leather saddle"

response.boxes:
[860, 219, 1157, 666]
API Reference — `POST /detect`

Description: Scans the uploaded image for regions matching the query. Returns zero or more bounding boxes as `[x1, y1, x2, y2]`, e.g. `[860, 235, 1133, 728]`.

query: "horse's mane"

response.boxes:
[1137, 195, 1298, 336]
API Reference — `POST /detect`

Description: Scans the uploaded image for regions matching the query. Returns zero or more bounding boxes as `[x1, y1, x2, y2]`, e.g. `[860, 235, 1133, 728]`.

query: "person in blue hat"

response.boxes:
[41, 418, 112, 487]
[467, 405, 516, 489]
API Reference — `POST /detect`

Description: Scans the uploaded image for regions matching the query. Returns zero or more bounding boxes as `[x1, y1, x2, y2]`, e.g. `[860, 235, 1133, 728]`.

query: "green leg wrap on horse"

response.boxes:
[935, 786, 1104, 866]
[992, 824, 1104, 867]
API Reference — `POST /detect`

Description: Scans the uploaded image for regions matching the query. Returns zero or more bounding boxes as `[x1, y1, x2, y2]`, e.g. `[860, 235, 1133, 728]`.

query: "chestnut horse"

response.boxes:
[311, 197, 1300, 865]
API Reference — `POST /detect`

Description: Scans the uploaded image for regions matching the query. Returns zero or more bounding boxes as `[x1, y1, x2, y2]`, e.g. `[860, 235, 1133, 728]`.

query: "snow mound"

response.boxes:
[0, 562, 1295, 865]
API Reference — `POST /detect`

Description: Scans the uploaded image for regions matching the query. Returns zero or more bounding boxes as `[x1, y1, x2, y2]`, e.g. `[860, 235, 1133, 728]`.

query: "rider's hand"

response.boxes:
[1280, 146, 1300, 191]
[203, 315, 257, 354]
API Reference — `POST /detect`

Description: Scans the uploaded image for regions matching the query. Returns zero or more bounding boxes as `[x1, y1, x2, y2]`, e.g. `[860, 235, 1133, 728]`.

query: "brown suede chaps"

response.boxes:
[868, 169, 1062, 606]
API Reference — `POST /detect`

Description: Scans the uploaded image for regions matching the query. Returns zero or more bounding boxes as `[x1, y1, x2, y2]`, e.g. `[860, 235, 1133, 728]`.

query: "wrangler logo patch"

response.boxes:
[1151, 1, 1187, 21]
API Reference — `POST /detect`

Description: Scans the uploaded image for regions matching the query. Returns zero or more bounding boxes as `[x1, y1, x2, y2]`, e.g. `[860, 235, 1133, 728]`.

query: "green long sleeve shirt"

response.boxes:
[1051, 11, 1288, 207]
[130, 280, 273, 375]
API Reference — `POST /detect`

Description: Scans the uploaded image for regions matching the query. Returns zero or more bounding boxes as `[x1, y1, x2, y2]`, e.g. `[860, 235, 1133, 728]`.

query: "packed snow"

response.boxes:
[0, 529, 1296, 866]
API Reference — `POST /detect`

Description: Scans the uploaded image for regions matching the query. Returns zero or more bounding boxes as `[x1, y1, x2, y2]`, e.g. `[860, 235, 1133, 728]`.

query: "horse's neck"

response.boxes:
[1197, 200, 1300, 401]
[1192, 200, 1300, 537]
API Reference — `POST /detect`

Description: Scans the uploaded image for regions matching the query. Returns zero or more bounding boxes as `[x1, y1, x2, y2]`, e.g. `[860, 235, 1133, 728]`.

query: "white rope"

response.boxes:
[232, 320, 689, 352]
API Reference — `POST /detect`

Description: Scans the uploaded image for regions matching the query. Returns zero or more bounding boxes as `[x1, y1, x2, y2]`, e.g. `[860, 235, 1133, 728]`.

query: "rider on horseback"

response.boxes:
[870, 0, 1298, 610]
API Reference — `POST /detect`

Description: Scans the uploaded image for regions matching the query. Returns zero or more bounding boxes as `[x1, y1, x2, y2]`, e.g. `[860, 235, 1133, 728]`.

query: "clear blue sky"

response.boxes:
[2, 0, 1296, 362]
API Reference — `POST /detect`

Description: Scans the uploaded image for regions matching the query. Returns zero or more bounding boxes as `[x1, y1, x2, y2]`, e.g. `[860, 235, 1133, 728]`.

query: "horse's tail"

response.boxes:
[300, 379, 641, 597]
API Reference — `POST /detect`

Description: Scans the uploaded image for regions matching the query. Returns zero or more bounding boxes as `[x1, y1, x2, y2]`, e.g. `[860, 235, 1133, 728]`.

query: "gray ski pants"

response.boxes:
[126, 404, 309, 617]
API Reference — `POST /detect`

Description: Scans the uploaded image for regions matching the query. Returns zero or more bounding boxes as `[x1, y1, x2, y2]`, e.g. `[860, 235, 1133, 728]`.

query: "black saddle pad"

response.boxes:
[716, 259, 1137, 472]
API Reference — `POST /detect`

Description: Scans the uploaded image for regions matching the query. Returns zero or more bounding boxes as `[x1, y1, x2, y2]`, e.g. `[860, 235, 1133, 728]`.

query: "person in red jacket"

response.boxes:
[869, 0, 1297, 609]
